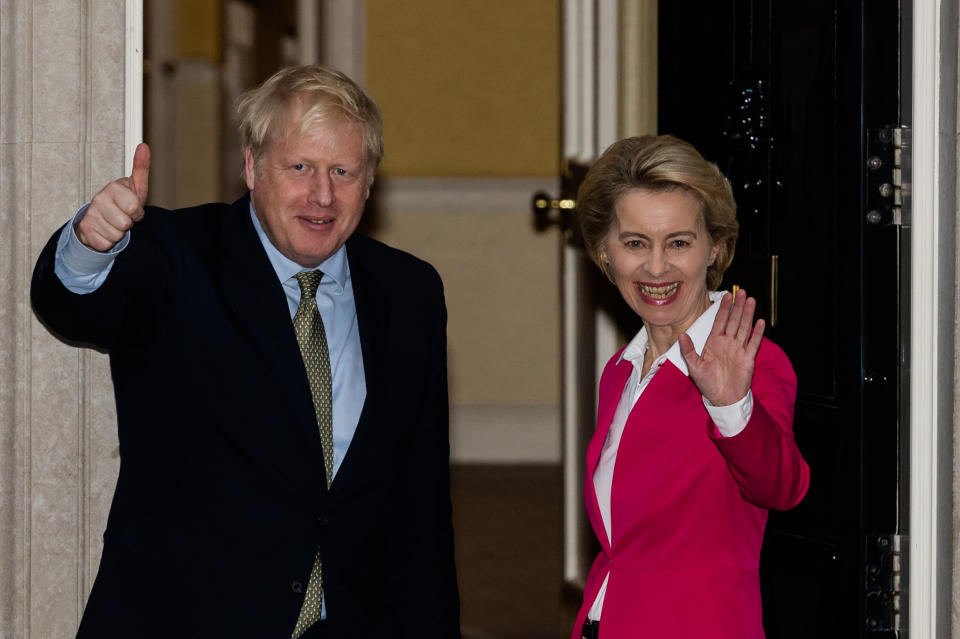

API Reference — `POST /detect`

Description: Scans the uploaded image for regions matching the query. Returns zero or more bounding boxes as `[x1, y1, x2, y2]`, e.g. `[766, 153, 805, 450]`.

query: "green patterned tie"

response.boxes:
[291, 270, 334, 638]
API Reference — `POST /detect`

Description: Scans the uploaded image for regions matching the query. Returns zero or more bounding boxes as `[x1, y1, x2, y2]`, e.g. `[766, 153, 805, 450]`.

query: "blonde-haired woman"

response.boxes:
[571, 135, 809, 639]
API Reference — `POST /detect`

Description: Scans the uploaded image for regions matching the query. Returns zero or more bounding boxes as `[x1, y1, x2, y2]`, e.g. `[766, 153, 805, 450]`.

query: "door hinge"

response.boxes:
[865, 533, 904, 634]
[866, 126, 911, 227]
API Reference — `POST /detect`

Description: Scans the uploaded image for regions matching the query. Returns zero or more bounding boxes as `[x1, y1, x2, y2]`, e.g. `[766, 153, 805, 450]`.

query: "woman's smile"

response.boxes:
[634, 281, 680, 304]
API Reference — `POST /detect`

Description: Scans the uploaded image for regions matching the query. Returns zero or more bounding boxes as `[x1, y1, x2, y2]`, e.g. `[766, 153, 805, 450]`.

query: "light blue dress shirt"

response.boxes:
[53, 203, 367, 480]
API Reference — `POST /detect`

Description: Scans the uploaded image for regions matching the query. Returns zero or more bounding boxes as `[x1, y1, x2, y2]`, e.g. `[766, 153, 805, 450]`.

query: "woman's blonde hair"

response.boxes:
[237, 65, 383, 180]
[577, 135, 738, 289]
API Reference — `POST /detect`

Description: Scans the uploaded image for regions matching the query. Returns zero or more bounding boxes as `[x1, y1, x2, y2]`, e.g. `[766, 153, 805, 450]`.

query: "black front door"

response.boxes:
[659, 1, 904, 637]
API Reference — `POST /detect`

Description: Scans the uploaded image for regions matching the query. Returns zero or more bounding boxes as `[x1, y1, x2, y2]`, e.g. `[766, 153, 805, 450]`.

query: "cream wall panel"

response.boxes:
[89, 4, 127, 143]
[28, 336, 82, 636]
[366, 0, 560, 178]
[368, 206, 560, 406]
[450, 404, 560, 463]
[0, 3, 29, 144]
[28, 9, 85, 629]
[0, 136, 30, 639]
[32, 3, 82, 144]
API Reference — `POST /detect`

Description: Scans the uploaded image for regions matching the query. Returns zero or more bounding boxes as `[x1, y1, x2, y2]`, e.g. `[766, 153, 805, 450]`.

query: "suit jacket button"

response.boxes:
[291, 580, 304, 594]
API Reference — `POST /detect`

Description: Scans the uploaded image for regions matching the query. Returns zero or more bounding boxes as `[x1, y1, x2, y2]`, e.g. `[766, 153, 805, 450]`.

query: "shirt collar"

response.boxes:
[618, 290, 727, 377]
[249, 201, 349, 293]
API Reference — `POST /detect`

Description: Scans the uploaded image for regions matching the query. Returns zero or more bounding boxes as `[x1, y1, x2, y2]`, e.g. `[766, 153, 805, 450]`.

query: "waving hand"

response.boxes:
[678, 289, 765, 406]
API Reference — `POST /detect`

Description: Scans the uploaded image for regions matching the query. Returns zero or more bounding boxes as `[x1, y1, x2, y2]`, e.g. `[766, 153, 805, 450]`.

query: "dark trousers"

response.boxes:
[581, 619, 600, 639]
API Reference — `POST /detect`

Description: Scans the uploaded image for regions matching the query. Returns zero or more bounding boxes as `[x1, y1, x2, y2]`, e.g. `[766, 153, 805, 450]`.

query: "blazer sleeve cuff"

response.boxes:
[703, 390, 753, 437]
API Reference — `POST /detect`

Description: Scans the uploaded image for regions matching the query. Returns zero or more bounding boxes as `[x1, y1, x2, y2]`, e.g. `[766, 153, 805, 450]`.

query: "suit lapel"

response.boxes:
[328, 235, 388, 495]
[214, 197, 327, 490]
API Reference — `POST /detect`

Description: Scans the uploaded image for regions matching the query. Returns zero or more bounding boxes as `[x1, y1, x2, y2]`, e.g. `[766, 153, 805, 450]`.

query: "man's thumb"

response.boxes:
[131, 143, 151, 204]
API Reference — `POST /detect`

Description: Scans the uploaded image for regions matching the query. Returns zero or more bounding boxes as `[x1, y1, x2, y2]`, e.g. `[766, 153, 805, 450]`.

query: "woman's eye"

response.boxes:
[333, 167, 348, 177]
[626, 240, 642, 248]
[671, 239, 689, 249]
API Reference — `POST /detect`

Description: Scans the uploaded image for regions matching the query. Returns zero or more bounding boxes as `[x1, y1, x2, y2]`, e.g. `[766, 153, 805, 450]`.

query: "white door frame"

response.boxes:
[562, 0, 657, 587]
[908, 0, 956, 636]
[561, 0, 622, 587]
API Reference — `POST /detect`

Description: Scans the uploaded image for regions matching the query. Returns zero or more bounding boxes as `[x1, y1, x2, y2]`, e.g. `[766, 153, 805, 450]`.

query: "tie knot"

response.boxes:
[295, 270, 323, 298]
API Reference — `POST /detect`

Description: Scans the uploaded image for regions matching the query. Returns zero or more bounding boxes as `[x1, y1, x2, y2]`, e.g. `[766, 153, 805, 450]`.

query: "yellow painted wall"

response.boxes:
[177, 0, 221, 62]
[171, 0, 222, 208]
[366, 0, 560, 177]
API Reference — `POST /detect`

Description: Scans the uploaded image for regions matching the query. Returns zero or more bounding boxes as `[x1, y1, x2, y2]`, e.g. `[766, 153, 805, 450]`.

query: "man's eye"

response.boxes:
[293, 163, 305, 171]
[333, 168, 348, 176]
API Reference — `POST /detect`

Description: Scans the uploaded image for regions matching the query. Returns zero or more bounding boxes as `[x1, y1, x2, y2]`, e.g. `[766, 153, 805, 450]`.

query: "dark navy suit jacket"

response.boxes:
[31, 195, 460, 638]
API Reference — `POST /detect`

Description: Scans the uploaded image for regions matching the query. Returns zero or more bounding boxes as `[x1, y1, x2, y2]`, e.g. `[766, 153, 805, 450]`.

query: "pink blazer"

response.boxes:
[571, 338, 809, 639]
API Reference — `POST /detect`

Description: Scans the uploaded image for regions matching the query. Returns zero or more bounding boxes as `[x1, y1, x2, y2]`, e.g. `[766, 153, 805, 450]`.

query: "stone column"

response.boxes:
[1, 1, 127, 637]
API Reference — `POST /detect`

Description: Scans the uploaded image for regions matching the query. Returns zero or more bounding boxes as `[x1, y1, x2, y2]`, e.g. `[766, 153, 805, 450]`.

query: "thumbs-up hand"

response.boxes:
[76, 143, 151, 252]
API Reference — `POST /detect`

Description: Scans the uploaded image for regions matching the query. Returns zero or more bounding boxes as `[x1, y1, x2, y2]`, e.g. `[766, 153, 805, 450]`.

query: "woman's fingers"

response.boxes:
[710, 291, 733, 337]
[724, 289, 747, 337]
[735, 295, 756, 344]
[719, 289, 762, 348]
[747, 318, 765, 357]
[691, 291, 765, 406]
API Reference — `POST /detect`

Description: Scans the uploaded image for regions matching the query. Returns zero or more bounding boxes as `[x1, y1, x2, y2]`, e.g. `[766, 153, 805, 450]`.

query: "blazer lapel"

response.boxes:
[586, 355, 633, 480]
[583, 354, 633, 553]
[214, 197, 327, 490]
[324, 235, 388, 496]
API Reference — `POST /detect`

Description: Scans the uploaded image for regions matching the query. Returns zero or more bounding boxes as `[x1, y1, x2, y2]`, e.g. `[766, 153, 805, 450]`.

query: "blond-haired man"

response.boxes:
[32, 66, 460, 639]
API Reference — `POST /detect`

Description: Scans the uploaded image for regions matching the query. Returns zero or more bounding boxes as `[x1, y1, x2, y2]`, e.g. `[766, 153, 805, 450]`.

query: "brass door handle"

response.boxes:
[532, 194, 576, 212]
[532, 192, 576, 231]
[533, 161, 590, 246]
[531, 191, 584, 247]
